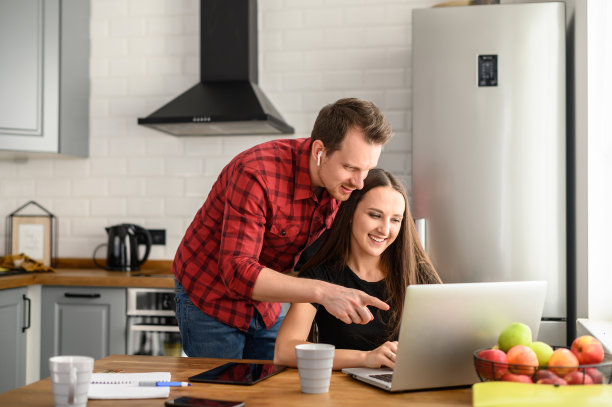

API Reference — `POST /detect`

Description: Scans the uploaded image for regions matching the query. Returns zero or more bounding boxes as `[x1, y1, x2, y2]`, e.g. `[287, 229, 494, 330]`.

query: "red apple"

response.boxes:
[570, 335, 604, 365]
[501, 372, 533, 383]
[535, 369, 559, 381]
[476, 349, 508, 379]
[507, 345, 539, 375]
[537, 376, 567, 385]
[548, 348, 579, 377]
[585, 367, 603, 384]
[565, 370, 594, 385]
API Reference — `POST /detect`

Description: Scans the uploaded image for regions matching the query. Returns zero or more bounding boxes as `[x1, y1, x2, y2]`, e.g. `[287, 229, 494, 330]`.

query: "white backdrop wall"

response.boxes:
[0, 0, 440, 260]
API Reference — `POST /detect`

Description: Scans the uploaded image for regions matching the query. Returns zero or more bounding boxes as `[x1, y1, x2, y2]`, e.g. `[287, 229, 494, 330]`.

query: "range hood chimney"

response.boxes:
[137, 0, 294, 136]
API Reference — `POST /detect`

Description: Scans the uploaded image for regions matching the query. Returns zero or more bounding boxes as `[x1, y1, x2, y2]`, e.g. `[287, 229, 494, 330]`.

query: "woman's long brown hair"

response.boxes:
[301, 168, 442, 340]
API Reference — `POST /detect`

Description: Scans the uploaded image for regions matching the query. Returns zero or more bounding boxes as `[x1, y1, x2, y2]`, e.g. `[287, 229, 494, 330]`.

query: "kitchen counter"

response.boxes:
[0, 259, 174, 290]
[0, 354, 473, 406]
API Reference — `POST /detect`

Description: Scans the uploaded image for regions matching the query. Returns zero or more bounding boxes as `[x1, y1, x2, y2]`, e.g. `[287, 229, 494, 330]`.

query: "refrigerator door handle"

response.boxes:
[415, 218, 427, 252]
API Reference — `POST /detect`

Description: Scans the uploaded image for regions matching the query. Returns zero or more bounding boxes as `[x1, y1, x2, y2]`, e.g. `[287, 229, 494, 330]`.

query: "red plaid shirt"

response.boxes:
[173, 138, 339, 331]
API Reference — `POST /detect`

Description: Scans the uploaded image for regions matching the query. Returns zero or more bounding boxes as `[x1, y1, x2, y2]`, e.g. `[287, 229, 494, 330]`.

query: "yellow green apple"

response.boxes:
[528, 341, 554, 367]
[498, 322, 532, 352]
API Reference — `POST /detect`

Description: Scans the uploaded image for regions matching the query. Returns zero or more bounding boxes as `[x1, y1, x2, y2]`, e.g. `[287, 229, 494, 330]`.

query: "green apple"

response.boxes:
[528, 341, 554, 367]
[498, 322, 532, 352]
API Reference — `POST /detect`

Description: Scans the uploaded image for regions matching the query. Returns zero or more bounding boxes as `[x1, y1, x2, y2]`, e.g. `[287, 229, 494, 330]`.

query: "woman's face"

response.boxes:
[350, 185, 405, 258]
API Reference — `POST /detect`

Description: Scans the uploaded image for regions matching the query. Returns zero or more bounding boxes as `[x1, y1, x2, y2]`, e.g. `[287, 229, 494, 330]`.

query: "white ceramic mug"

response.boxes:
[49, 356, 94, 407]
[295, 343, 335, 394]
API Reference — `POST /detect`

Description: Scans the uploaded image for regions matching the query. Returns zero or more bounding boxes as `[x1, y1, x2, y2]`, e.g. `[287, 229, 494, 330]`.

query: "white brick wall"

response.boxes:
[0, 0, 440, 260]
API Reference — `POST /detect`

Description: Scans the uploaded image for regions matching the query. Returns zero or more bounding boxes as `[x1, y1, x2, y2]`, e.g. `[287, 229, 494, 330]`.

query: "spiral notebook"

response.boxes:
[88, 372, 171, 399]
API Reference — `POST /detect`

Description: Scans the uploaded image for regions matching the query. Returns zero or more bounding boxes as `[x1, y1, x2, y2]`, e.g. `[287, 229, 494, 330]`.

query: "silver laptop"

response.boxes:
[342, 281, 547, 392]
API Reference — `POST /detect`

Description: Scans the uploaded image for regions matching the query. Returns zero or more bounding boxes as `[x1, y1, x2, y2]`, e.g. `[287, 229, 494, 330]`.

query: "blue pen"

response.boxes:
[139, 381, 192, 387]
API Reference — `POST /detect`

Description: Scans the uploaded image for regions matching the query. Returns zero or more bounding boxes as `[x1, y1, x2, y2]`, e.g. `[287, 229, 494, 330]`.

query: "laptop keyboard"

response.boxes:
[370, 373, 393, 383]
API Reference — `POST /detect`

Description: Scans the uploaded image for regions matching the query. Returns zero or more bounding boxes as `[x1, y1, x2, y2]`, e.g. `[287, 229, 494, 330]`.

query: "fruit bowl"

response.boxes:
[473, 347, 612, 385]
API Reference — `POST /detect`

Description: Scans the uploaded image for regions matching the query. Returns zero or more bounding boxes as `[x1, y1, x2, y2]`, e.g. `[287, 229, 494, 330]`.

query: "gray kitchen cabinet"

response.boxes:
[0, 0, 90, 157]
[40, 286, 126, 378]
[0, 287, 29, 393]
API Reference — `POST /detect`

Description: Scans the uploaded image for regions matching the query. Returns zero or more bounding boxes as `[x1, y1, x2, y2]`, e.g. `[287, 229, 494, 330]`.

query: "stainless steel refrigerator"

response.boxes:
[411, 3, 568, 346]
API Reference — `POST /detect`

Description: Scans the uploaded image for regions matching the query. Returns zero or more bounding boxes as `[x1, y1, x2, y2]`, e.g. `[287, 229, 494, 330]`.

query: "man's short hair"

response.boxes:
[311, 98, 393, 153]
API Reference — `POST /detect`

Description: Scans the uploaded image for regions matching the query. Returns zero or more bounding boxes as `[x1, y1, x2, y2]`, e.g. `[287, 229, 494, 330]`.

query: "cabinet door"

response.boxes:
[0, 287, 28, 392]
[0, 0, 60, 153]
[40, 287, 126, 378]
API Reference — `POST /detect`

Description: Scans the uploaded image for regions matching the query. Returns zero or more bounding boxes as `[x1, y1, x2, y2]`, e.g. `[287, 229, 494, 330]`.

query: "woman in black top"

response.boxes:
[274, 168, 441, 370]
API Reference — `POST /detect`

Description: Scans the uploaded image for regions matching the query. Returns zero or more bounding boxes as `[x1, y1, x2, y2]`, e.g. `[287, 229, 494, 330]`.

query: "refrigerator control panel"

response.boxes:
[478, 54, 498, 87]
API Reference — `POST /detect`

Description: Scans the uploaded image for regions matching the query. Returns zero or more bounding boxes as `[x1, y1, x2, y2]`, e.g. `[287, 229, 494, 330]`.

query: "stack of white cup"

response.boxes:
[295, 343, 335, 394]
[49, 356, 94, 407]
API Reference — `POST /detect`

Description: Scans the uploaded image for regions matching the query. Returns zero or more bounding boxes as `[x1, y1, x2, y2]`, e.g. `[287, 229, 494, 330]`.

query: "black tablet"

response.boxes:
[189, 362, 287, 385]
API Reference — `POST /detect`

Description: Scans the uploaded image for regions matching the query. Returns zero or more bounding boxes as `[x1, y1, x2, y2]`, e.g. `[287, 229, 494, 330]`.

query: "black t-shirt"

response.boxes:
[299, 264, 396, 350]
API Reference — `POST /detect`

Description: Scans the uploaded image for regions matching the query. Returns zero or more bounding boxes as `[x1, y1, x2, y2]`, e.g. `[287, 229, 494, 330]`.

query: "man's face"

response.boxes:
[317, 127, 382, 201]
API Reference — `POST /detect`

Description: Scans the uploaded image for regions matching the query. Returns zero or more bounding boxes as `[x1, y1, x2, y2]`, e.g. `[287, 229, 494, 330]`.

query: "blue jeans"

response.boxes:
[174, 278, 284, 360]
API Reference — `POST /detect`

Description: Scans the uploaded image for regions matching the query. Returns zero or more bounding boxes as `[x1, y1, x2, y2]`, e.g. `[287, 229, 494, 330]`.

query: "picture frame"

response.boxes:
[6, 201, 57, 267]
[10, 216, 52, 266]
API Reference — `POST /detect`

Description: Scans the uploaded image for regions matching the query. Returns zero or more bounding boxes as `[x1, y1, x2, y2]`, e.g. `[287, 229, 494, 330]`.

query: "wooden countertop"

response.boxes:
[0, 354, 473, 406]
[0, 259, 174, 290]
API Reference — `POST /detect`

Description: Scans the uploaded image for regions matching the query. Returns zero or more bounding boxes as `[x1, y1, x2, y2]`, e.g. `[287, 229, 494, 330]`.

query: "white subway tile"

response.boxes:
[90, 158, 128, 176]
[322, 71, 363, 90]
[127, 198, 164, 217]
[91, 78, 128, 97]
[283, 30, 324, 50]
[263, 10, 303, 30]
[91, 198, 127, 216]
[182, 138, 223, 157]
[15, 160, 53, 177]
[364, 69, 405, 88]
[72, 178, 109, 197]
[386, 89, 410, 110]
[91, 38, 129, 58]
[110, 58, 147, 76]
[92, 0, 128, 19]
[264, 51, 303, 71]
[146, 57, 183, 75]
[145, 135, 184, 156]
[283, 72, 323, 91]
[128, 0, 166, 17]
[72, 218, 110, 237]
[383, 110, 407, 132]
[0, 179, 35, 196]
[147, 16, 184, 35]
[110, 17, 146, 37]
[146, 177, 185, 197]
[165, 197, 205, 217]
[165, 157, 202, 176]
[108, 137, 148, 157]
[109, 178, 146, 196]
[109, 98, 147, 117]
[365, 25, 410, 47]
[53, 199, 91, 217]
[303, 7, 342, 28]
[90, 99, 110, 118]
[128, 37, 167, 56]
[343, 6, 386, 25]
[127, 158, 164, 176]
[185, 176, 215, 198]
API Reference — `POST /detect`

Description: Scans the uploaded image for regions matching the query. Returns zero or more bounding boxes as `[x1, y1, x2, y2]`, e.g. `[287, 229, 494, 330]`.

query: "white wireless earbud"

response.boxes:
[317, 151, 322, 166]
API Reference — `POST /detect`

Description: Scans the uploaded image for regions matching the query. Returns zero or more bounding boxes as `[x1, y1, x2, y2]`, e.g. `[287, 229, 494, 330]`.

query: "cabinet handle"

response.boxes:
[64, 293, 101, 299]
[22, 294, 31, 333]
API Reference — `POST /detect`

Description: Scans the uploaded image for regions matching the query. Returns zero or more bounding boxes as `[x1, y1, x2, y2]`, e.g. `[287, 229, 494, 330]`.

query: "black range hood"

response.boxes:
[138, 0, 294, 136]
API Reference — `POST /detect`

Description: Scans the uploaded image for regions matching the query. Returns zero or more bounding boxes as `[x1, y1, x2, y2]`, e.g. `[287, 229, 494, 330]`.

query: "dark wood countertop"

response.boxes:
[0, 354, 473, 406]
[0, 259, 174, 290]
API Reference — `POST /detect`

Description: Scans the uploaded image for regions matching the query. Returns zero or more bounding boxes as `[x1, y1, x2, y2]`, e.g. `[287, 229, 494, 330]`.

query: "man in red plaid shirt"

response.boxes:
[173, 98, 393, 359]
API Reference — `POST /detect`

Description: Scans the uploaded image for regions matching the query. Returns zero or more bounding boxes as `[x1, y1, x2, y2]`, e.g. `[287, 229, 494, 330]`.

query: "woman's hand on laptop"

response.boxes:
[365, 341, 399, 369]
[318, 282, 389, 325]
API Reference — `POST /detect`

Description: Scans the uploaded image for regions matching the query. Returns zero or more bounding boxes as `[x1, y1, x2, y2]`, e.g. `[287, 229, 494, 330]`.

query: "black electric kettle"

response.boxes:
[93, 224, 152, 271]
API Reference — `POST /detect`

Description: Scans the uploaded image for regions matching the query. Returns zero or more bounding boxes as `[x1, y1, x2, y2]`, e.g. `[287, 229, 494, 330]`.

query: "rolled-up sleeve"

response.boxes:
[217, 165, 268, 300]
